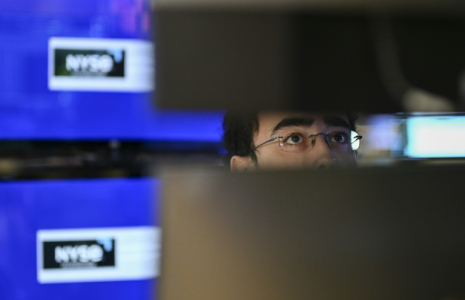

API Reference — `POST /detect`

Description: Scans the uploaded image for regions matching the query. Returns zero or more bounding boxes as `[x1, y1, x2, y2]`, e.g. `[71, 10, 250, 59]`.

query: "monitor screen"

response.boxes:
[404, 114, 465, 158]
[0, 0, 223, 142]
[0, 177, 159, 300]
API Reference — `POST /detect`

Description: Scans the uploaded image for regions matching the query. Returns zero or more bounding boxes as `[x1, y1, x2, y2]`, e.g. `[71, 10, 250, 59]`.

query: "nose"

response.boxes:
[309, 134, 336, 169]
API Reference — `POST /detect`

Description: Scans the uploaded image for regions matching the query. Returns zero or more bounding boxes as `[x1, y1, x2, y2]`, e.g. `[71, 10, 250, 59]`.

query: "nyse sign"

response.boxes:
[54, 49, 125, 78]
[37, 227, 159, 283]
[66, 54, 114, 74]
[48, 38, 153, 92]
[43, 239, 115, 269]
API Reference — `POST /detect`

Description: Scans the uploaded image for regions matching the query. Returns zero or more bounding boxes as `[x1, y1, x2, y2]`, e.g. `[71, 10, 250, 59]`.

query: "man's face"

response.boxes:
[231, 112, 358, 171]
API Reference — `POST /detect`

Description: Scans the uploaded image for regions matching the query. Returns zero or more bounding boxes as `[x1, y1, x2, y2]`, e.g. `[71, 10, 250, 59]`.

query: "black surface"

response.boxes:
[155, 10, 465, 112]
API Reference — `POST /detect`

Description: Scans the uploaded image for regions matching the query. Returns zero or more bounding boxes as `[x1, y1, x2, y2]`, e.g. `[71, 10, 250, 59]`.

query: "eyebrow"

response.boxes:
[271, 115, 351, 136]
[271, 117, 314, 135]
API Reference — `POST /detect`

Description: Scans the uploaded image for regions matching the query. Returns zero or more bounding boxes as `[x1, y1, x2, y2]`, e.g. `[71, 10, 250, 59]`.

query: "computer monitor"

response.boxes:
[0, 177, 160, 300]
[0, 0, 224, 142]
[403, 114, 465, 159]
[159, 165, 465, 300]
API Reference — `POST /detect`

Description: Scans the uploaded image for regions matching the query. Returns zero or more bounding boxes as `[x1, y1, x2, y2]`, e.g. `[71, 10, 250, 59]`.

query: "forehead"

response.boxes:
[257, 112, 349, 131]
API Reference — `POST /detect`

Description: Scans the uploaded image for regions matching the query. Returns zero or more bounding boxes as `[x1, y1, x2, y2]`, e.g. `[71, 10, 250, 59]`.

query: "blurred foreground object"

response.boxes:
[159, 165, 465, 300]
[154, 0, 465, 112]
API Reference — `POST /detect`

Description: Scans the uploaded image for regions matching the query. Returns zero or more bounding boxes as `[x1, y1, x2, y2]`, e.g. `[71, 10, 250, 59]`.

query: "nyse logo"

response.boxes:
[66, 54, 114, 73]
[54, 49, 125, 78]
[43, 239, 115, 269]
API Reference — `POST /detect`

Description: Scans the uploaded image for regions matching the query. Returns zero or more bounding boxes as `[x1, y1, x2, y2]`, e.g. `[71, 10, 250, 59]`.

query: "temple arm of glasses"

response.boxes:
[253, 137, 279, 150]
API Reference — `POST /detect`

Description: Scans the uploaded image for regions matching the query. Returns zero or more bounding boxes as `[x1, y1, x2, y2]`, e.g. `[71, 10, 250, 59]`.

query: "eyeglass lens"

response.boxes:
[278, 130, 360, 153]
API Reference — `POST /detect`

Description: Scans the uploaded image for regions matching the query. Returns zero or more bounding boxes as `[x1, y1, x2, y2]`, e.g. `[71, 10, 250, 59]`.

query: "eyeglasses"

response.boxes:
[253, 130, 362, 153]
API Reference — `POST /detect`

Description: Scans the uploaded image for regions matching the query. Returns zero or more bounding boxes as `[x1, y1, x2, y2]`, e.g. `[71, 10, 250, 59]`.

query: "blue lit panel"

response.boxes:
[405, 115, 465, 158]
[0, 178, 158, 300]
[0, 0, 224, 142]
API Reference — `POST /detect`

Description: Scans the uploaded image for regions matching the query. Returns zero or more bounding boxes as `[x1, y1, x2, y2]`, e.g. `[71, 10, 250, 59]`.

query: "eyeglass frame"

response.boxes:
[252, 129, 362, 153]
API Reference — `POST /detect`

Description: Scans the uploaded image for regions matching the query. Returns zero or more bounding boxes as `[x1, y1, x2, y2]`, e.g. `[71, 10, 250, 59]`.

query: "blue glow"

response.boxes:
[0, 177, 158, 300]
[0, 0, 224, 142]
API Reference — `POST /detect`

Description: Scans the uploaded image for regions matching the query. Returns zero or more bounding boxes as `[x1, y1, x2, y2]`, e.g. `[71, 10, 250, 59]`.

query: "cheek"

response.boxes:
[257, 149, 308, 168]
[256, 147, 286, 164]
[336, 151, 357, 166]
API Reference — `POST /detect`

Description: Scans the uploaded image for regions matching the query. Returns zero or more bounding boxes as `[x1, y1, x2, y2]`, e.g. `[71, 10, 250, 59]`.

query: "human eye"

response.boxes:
[282, 132, 306, 145]
[329, 131, 350, 144]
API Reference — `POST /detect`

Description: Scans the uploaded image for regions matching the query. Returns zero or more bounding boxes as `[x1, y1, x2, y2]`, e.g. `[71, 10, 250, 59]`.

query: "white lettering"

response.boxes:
[65, 54, 79, 72]
[55, 246, 69, 263]
[54, 244, 104, 263]
[65, 54, 114, 73]
[76, 245, 89, 262]
[98, 55, 113, 73]
[87, 55, 99, 72]
[78, 55, 89, 71]
[66, 245, 79, 262]
[88, 244, 104, 262]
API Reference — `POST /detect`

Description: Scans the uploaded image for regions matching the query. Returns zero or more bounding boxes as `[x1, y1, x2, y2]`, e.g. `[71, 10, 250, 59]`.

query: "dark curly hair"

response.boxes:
[222, 111, 358, 168]
[222, 111, 259, 168]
